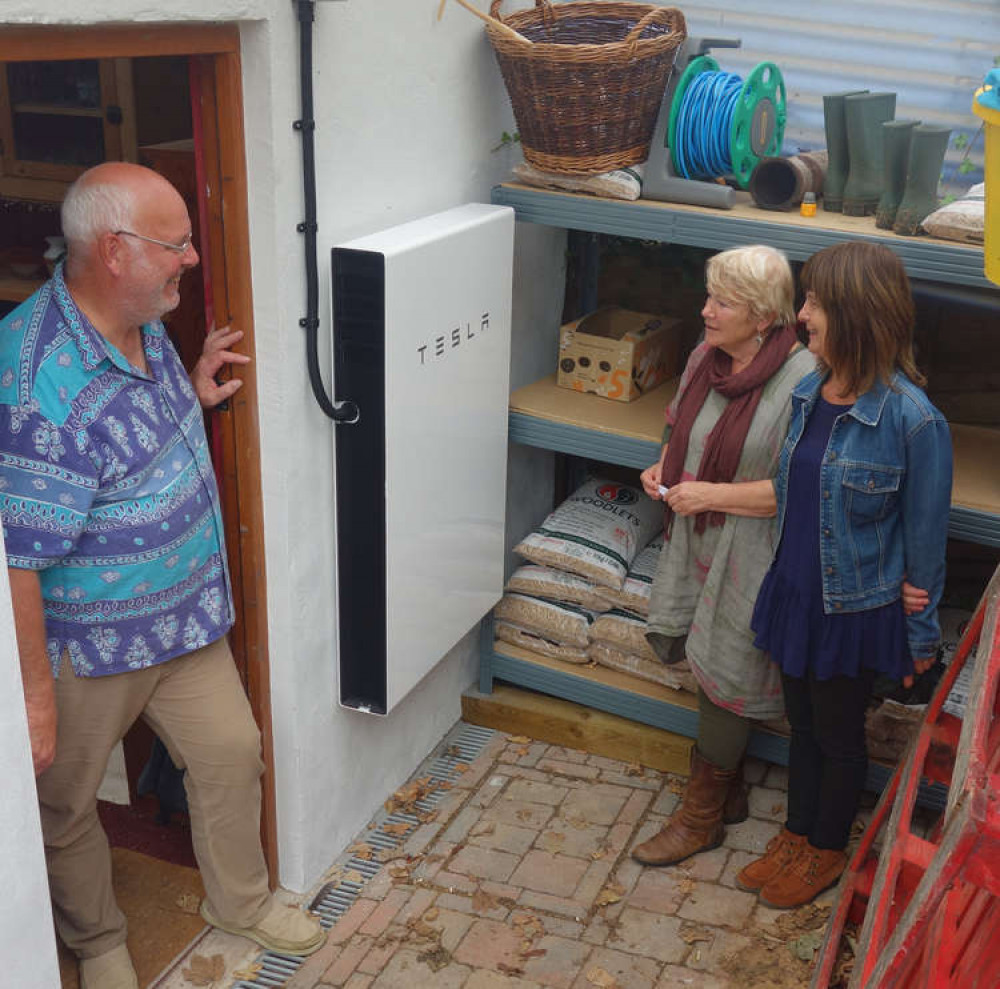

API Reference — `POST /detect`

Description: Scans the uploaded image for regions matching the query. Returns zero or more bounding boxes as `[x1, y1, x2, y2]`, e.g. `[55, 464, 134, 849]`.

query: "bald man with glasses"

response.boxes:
[0, 163, 323, 989]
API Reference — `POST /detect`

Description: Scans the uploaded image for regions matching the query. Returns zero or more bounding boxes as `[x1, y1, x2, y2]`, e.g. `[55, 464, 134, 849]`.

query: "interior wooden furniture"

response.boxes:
[0, 57, 137, 202]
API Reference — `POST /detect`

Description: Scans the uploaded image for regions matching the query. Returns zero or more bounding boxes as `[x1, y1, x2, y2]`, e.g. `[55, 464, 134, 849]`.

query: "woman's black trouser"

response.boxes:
[781, 669, 875, 850]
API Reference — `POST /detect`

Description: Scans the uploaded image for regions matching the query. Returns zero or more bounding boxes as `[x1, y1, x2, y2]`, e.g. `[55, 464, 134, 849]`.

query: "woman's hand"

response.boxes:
[901, 581, 934, 686]
[661, 479, 777, 518]
[640, 463, 664, 500]
[902, 654, 936, 689]
[641, 445, 669, 501]
[901, 580, 929, 616]
[665, 481, 718, 516]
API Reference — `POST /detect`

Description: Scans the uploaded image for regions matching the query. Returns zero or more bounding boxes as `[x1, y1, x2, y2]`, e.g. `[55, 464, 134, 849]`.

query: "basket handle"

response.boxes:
[489, 0, 557, 31]
[444, 0, 531, 44]
[623, 7, 685, 50]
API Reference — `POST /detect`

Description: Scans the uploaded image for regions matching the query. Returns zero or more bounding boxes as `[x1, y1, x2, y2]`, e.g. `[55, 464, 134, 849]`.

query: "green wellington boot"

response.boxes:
[875, 119, 919, 229]
[893, 124, 952, 236]
[843, 91, 897, 216]
[822, 90, 867, 212]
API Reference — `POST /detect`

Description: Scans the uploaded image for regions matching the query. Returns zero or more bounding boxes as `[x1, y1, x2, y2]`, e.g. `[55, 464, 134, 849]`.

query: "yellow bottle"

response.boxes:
[800, 192, 817, 217]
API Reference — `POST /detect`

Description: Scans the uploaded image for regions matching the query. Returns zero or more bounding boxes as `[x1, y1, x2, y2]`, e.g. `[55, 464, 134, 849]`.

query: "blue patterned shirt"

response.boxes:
[0, 265, 233, 677]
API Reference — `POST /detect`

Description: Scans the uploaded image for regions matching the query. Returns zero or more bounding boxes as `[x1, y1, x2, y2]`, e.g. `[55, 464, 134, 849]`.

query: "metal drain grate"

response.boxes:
[229, 721, 498, 988]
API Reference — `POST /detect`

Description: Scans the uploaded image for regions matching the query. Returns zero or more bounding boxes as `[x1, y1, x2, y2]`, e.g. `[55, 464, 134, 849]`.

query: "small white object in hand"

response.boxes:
[658, 485, 669, 497]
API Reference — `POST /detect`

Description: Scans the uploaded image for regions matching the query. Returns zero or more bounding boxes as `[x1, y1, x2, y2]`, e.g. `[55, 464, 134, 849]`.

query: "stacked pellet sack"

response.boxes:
[494, 477, 699, 696]
[495, 567, 610, 664]
[495, 477, 654, 661]
[588, 536, 699, 694]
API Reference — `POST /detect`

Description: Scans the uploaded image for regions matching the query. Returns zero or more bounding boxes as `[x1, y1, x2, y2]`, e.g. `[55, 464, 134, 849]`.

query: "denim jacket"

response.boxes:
[773, 369, 952, 659]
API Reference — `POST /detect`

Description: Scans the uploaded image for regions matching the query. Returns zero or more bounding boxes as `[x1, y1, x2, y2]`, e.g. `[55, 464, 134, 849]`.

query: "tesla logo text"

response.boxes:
[416, 312, 490, 366]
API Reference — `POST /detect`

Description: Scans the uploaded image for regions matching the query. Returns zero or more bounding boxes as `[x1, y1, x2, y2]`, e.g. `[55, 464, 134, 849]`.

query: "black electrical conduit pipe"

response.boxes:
[294, 0, 359, 423]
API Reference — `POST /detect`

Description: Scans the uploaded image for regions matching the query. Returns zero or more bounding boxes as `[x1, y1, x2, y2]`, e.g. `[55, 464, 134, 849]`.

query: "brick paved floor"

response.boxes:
[285, 728, 847, 989]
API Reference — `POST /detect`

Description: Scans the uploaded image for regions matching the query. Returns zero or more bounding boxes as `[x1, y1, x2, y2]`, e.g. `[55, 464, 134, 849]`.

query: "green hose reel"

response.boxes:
[667, 56, 788, 189]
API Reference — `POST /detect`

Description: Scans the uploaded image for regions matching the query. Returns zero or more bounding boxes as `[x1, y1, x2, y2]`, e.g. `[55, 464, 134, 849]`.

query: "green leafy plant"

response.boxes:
[953, 128, 982, 176]
[492, 130, 521, 152]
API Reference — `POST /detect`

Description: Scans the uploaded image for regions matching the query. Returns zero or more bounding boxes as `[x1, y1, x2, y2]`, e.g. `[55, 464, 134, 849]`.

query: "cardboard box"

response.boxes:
[556, 308, 680, 402]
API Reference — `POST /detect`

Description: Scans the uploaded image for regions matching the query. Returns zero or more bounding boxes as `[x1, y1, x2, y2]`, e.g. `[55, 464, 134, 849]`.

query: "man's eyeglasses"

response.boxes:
[114, 230, 194, 254]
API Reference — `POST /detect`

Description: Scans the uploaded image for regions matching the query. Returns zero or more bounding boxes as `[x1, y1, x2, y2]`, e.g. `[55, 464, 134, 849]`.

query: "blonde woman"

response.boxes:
[632, 245, 813, 868]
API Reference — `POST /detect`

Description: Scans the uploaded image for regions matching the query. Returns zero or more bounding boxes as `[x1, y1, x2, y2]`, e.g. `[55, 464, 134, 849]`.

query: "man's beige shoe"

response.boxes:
[200, 898, 326, 956]
[79, 944, 139, 989]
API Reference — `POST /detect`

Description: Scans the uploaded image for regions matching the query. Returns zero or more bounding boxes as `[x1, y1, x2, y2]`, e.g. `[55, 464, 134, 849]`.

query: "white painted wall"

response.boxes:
[0, 547, 59, 988]
[0, 0, 565, 897]
[240, 2, 565, 889]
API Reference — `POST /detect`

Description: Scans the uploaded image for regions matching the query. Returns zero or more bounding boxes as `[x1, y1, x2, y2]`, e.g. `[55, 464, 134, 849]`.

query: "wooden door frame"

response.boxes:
[0, 23, 277, 883]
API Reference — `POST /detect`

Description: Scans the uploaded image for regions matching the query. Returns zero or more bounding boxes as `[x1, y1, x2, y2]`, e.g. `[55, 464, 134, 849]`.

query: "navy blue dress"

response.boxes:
[752, 396, 913, 682]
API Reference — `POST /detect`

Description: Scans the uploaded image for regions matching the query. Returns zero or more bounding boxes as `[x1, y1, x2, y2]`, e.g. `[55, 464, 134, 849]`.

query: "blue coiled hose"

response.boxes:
[673, 70, 743, 181]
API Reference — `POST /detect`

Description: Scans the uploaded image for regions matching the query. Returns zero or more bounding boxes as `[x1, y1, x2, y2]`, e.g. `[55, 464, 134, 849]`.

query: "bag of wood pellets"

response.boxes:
[494, 622, 590, 665]
[512, 161, 643, 202]
[589, 642, 699, 693]
[494, 592, 595, 649]
[921, 182, 984, 244]
[864, 699, 925, 764]
[505, 564, 613, 613]
[594, 534, 664, 615]
[514, 478, 663, 589]
[590, 608, 659, 662]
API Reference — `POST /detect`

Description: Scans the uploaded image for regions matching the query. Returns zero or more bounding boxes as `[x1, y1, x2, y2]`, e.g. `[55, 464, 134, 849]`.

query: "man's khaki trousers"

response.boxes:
[37, 636, 270, 959]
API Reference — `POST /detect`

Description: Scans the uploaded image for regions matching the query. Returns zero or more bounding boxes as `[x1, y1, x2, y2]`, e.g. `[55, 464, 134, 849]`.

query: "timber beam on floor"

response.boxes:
[462, 681, 694, 775]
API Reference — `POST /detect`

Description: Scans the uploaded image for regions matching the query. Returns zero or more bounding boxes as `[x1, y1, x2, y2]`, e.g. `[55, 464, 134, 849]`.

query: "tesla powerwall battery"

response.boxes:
[331, 204, 514, 715]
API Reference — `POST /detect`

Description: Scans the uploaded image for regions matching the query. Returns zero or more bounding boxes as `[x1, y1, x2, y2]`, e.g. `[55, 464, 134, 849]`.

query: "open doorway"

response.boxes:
[0, 24, 274, 986]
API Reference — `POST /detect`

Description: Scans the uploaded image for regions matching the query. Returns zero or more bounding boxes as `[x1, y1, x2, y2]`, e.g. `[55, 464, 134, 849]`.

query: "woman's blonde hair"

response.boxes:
[801, 241, 925, 393]
[705, 244, 795, 329]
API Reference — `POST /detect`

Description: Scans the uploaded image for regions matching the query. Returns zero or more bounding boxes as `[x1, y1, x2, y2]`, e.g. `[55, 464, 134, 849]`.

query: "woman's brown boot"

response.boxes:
[735, 827, 807, 891]
[759, 843, 847, 908]
[723, 761, 749, 825]
[631, 750, 734, 867]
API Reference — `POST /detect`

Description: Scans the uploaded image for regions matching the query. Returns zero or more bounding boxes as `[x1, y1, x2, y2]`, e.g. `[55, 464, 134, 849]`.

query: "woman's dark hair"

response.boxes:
[801, 241, 925, 394]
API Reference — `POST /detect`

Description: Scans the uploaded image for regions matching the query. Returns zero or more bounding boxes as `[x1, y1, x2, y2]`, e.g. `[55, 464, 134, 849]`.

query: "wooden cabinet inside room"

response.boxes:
[0, 57, 137, 202]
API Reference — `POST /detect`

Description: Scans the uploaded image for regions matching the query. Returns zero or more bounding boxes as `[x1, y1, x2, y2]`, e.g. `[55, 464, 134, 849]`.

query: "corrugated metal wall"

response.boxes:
[674, 0, 999, 193]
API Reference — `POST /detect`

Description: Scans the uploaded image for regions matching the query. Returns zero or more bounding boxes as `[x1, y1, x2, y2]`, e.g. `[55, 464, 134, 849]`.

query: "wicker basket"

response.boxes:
[488, 0, 687, 175]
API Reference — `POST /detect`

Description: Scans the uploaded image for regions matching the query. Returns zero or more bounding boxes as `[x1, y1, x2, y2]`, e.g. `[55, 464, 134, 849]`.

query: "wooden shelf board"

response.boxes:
[492, 638, 700, 709]
[510, 374, 676, 444]
[496, 183, 985, 256]
[509, 375, 1000, 529]
[950, 423, 1000, 516]
[493, 183, 994, 290]
[139, 138, 195, 154]
[12, 101, 103, 118]
[639, 189, 981, 252]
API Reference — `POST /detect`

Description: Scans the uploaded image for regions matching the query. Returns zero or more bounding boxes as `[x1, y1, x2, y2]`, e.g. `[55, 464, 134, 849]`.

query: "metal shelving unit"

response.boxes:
[481, 182, 996, 803]
[491, 183, 994, 289]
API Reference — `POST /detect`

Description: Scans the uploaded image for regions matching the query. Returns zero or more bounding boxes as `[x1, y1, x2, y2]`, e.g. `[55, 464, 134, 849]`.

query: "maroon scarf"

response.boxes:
[661, 323, 798, 537]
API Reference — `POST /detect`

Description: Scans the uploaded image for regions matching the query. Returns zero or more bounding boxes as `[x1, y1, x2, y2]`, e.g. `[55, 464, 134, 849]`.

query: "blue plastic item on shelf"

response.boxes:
[975, 68, 1000, 111]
